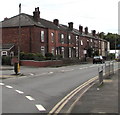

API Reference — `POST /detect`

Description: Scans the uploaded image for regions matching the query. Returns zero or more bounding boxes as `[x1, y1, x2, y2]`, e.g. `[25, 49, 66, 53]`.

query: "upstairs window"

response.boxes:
[41, 31, 44, 42]
[81, 40, 83, 45]
[68, 35, 71, 44]
[61, 34, 64, 44]
[51, 33, 54, 43]
[76, 36, 78, 46]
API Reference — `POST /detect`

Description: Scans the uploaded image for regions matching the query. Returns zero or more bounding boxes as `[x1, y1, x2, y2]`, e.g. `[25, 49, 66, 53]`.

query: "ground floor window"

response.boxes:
[41, 46, 45, 56]
[1, 51, 7, 56]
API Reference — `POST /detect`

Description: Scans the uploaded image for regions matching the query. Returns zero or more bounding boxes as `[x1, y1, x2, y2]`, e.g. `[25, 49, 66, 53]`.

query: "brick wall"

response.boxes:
[20, 60, 63, 67]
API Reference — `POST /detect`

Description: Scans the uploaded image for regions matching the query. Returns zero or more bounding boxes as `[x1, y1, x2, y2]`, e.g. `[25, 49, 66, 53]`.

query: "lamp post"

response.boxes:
[18, 3, 21, 62]
[17, 3, 21, 74]
[115, 34, 117, 59]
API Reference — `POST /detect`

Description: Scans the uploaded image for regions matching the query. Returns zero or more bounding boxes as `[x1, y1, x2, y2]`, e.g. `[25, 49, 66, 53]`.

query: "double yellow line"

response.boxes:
[48, 76, 98, 114]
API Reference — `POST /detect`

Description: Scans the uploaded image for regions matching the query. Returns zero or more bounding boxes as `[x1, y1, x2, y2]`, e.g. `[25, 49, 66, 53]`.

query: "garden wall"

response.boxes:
[20, 60, 63, 67]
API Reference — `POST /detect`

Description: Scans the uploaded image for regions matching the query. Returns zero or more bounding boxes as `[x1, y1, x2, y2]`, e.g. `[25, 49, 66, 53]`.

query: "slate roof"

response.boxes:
[0, 44, 14, 51]
[1, 13, 45, 28]
[0, 13, 106, 41]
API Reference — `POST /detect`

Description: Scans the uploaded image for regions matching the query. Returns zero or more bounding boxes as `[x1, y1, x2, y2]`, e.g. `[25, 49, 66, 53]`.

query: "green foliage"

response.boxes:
[20, 52, 35, 60]
[93, 50, 99, 56]
[45, 53, 54, 60]
[34, 53, 45, 61]
[54, 54, 63, 60]
[2, 56, 11, 65]
[104, 33, 120, 50]
[87, 47, 93, 57]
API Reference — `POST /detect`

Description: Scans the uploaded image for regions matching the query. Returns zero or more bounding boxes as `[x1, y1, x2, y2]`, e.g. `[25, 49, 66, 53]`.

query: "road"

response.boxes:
[1, 62, 118, 113]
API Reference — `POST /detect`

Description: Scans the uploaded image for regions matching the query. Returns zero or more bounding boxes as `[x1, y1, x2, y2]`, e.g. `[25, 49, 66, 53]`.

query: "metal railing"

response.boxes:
[98, 61, 115, 85]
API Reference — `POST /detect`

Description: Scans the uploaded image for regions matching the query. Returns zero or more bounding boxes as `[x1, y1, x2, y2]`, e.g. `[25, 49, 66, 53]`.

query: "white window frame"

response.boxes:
[61, 34, 64, 44]
[76, 36, 78, 46]
[41, 46, 45, 56]
[41, 31, 44, 42]
[1, 51, 7, 56]
[81, 40, 83, 45]
[51, 32, 54, 43]
[69, 35, 71, 44]
[69, 47, 72, 58]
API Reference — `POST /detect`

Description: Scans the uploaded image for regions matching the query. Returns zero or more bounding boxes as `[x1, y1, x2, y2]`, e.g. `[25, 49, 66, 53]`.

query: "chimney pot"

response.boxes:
[92, 30, 96, 36]
[53, 19, 59, 26]
[85, 27, 88, 34]
[79, 25, 83, 34]
[68, 22, 73, 30]
[33, 7, 40, 21]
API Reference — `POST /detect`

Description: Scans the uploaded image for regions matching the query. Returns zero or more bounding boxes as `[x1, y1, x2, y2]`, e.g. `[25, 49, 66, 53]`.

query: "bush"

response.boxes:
[2, 56, 11, 65]
[20, 52, 36, 60]
[34, 53, 45, 61]
[55, 54, 63, 60]
[45, 53, 54, 60]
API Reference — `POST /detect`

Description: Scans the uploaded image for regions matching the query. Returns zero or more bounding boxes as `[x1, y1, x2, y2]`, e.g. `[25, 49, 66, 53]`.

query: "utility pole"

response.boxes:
[115, 34, 117, 59]
[18, 3, 21, 62]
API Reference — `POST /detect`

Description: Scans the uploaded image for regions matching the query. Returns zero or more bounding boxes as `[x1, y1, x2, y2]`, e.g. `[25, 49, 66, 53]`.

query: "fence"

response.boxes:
[98, 61, 114, 85]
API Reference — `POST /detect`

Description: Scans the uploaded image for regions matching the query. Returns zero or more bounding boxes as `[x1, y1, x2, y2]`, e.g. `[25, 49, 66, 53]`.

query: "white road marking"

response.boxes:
[5, 85, 13, 89]
[34, 73, 47, 77]
[15, 90, 24, 94]
[35, 104, 46, 111]
[48, 72, 54, 74]
[25, 96, 35, 101]
[30, 73, 34, 76]
[0, 83, 5, 86]
[61, 69, 74, 72]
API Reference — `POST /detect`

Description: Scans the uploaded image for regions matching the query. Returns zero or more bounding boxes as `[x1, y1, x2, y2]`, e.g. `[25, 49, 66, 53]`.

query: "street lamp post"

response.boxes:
[115, 34, 117, 59]
[18, 3, 21, 62]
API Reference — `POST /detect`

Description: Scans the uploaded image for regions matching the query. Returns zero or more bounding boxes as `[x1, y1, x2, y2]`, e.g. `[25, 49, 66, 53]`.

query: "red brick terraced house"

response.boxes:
[0, 7, 109, 60]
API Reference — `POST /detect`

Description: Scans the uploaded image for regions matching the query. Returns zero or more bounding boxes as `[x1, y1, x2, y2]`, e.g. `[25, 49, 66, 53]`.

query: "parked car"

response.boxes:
[93, 56, 105, 64]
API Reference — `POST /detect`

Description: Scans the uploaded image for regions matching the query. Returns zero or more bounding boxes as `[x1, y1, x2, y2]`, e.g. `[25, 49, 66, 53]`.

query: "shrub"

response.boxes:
[20, 52, 36, 60]
[45, 53, 54, 60]
[34, 53, 45, 61]
[2, 56, 11, 65]
[55, 54, 63, 60]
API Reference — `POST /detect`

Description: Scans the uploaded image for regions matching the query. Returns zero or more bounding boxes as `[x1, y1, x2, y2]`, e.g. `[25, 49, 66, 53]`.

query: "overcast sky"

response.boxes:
[0, 0, 119, 34]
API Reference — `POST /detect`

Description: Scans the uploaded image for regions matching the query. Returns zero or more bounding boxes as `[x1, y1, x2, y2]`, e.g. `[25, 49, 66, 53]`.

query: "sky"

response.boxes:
[0, 0, 119, 34]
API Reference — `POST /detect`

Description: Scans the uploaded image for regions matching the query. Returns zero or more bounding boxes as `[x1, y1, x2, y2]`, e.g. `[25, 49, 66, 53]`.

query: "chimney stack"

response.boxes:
[68, 22, 73, 30]
[33, 7, 40, 21]
[85, 27, 88, 34]
[79, 25, 83, 34]
[92, 30, 96, 36]
[53, 19, 59, 26]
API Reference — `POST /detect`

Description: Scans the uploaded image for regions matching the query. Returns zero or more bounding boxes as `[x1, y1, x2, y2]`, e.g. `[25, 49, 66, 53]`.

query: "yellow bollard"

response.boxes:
[17, 63, 20, 73]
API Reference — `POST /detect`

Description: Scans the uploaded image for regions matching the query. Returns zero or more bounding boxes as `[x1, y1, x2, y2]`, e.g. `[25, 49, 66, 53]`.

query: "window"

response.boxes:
[41, 46, 45, 56]
[81, 40, 83, 45]
[61, 34, 64, 44]
[61, 47, 64, 58]
[69, 48, 71, 58]
[1, 51, 7, 56]
[51, 47, 55, 55]
[69, 35, 71, 44]
[76, 36, 78, 46]
[76, 47, 78, 57]
[51, 33, 54, 43]
[41, 31, 44, 42]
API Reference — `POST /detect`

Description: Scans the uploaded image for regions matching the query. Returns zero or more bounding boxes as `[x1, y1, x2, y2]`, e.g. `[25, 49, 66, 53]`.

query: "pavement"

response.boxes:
[71, 69, 119, 114]
[0, 66, 24, 79]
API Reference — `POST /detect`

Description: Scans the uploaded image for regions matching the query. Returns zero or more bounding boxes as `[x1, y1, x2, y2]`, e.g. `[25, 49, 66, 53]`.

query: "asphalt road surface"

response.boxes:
[1, 62, 118, 113]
